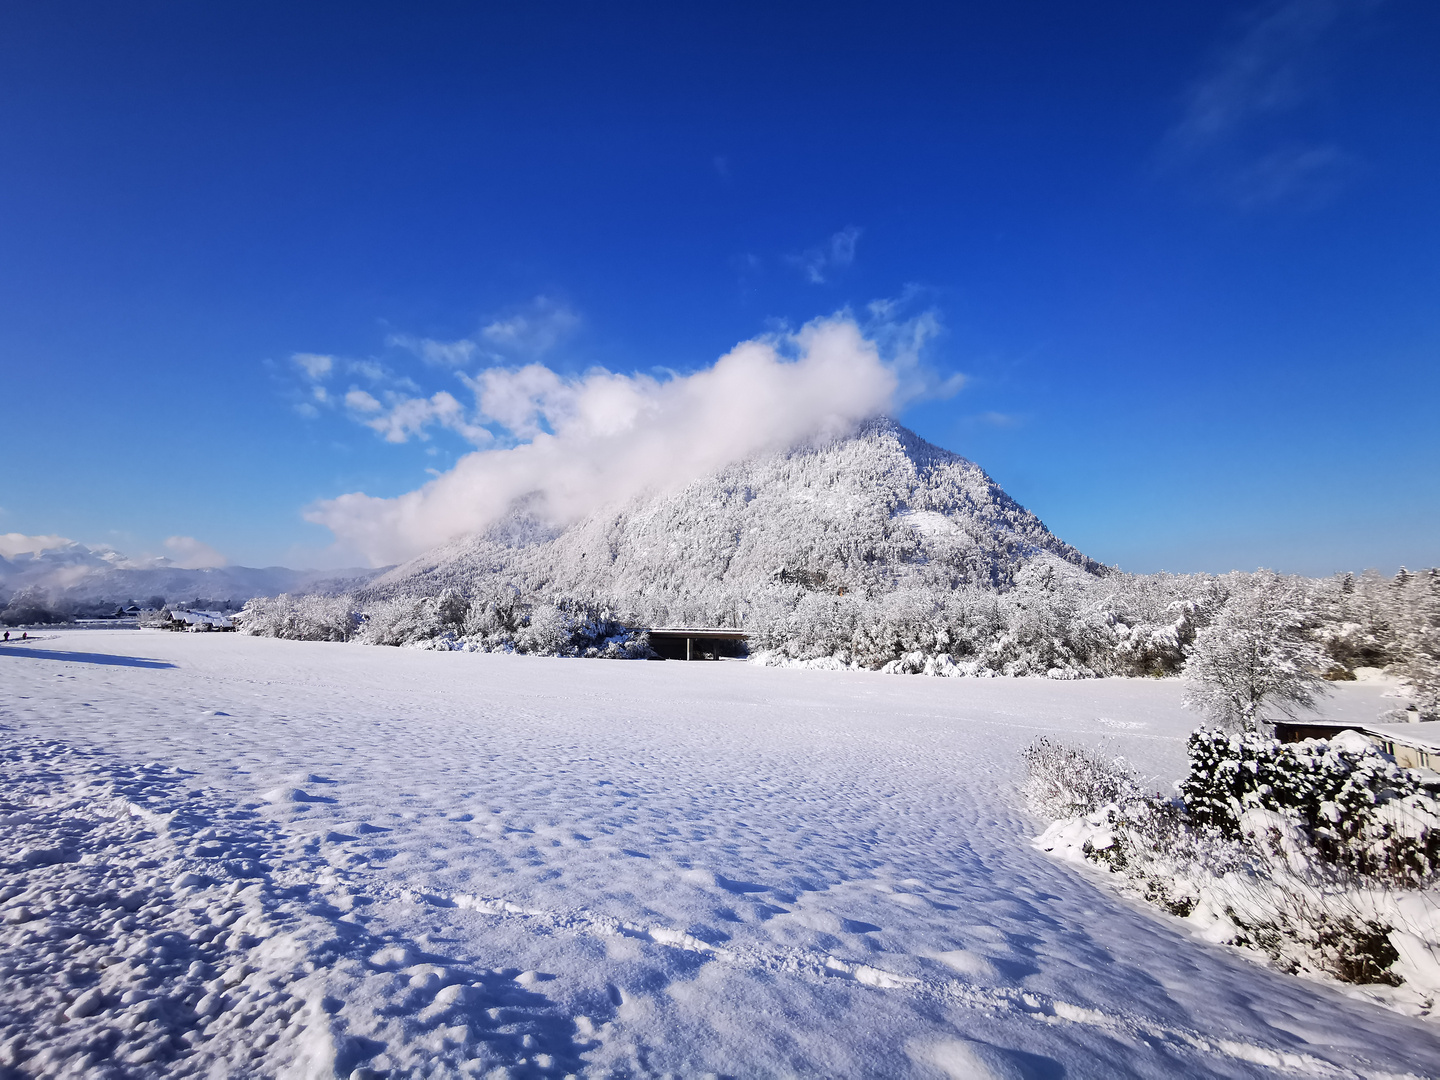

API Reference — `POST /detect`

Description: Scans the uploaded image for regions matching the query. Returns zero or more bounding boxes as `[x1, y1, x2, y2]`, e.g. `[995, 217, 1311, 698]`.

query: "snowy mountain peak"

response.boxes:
[371, 418, 1105, 623]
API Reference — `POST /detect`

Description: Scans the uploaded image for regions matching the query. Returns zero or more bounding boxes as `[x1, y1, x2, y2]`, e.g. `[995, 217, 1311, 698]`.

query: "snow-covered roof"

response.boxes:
[641, 626, 749, 638]
[1275, 718, 1440, 756]
[170, 608, 234, 628]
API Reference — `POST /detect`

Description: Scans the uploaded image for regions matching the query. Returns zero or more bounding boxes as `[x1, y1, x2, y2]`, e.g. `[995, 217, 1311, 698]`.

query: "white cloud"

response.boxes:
[1224, 141, 1352, 208]
[306, 314, 940, 566]
[349, 389, 493, 447]
[972, 411, 1022, 428]
[387, 334, 480, 367]
[163, 535, 228, 569]
[345, 388, 383, 413]
[866, 306, 964, 404]
[348, 359, 388, 383]
[790, 227, 861, 284]
[0, 532, 73, 558]
[480, 297, 581, 357]
[460, 363, 568, 439]
[1170, 0, 1344, 149]
[293, 353, 335, 380]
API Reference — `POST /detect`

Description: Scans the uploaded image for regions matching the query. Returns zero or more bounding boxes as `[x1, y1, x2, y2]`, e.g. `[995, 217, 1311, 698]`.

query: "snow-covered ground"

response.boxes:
[2, 631, 1437, 1079]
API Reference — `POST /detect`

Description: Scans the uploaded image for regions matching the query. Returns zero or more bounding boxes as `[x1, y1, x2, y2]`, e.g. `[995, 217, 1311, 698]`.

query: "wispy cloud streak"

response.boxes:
[1160, 0, 1369, 207]
[789, 227, 862, 284]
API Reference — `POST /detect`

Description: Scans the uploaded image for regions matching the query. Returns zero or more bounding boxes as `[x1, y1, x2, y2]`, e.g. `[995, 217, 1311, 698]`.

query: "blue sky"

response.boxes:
[1, 0, 1436, 574]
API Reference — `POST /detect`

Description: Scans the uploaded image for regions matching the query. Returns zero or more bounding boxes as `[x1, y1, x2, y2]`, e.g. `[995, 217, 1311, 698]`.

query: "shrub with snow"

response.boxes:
[356, 594, 448, 647]
[338, 590, 655, 659]
[1026, 731, 1440, 1003]
[514, 603, 570, 655]
[1180, 728, 1440, 885]
[1019, 737, 1143, 819]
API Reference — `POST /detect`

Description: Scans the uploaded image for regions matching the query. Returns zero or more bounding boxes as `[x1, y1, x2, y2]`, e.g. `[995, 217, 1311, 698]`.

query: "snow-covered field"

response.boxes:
[2, 631, 1437, 1079]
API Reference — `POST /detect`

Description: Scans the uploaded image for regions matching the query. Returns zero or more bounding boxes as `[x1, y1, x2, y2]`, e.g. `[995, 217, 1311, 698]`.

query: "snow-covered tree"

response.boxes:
[1182, 574, 1330, 730]
[1394, 569, 1440, 719]
[237, 593, 358, 641]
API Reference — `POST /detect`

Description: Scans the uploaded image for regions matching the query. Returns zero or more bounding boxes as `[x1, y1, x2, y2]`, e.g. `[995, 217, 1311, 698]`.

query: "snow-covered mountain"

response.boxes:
[0, 542, 381, 609]
[369, 418, 1105, 622]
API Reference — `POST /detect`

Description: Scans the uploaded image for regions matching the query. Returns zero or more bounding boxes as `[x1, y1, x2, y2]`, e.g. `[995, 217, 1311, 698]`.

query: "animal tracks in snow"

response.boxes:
[407, 885, 1399, 1080]
[2, 729, 1374, 1078]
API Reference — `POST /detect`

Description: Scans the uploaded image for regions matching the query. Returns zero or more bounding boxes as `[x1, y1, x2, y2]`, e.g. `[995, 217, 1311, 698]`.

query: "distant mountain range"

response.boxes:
[367, 417, 1106, 624]
[0, 543, 381, 609]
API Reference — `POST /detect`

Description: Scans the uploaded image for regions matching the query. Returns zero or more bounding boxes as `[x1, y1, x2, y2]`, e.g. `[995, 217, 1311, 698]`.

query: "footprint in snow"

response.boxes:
[2, 732, 593, 1080]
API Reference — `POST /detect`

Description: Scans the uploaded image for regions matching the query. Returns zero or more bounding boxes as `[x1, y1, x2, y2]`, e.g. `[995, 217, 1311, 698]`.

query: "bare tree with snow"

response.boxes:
[1182, 573, 1330, 731]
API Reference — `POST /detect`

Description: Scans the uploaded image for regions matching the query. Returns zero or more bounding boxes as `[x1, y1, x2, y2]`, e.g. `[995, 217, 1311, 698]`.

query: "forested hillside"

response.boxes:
[368, 417, 1104, 621]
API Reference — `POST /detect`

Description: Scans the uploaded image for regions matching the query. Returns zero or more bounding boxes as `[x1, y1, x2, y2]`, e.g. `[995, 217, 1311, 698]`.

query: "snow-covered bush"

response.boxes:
[356, 595, 449, 647]
[1020, 737, 1143, 819]
[562, 604, 655, 659]
[745, 564, 1215, 679]
[237, 594, 358, 642]
[504, 601, 654, 658]
[1025, 732, 1440, 994]
[1180, 728, 1440, 885]
[1405, 629, 1440, 722]
[238, 584, 655, 659]
[138, 606, 177, 629]
[1315, 567, 1440, 714]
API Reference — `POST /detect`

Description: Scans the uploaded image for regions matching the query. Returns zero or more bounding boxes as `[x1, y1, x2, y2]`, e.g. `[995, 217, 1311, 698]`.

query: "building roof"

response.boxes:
[638, 627, 749, 640]
[1274, 718, 1440, 754]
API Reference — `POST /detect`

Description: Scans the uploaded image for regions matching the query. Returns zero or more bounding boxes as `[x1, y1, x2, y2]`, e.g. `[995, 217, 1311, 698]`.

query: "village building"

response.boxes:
[1274, 719, 1440, 776]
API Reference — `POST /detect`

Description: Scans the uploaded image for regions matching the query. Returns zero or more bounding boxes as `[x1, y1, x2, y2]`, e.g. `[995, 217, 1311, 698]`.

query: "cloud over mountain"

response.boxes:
[163, 535, 229, 570]
[306, 314, 941, 566]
